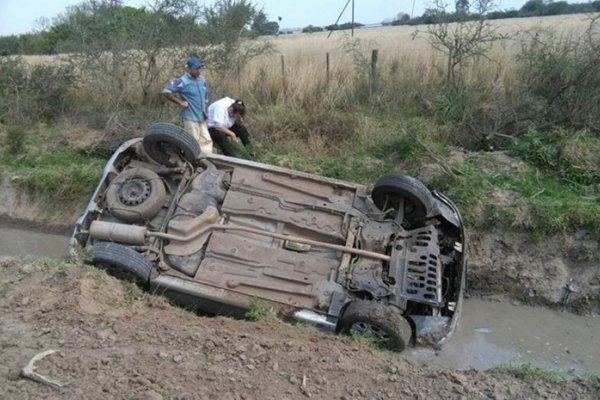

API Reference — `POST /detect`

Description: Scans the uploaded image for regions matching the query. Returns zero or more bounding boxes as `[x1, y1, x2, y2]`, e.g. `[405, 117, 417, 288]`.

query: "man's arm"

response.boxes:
[162, 76, 188, 108]
[214, 124, 239, 141]
[163, 93, 188, 108]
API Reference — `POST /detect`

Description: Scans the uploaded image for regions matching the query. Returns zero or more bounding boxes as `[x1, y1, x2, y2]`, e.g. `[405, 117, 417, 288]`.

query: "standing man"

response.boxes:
[162, 57, 212, 153]
[207, 97, 251, 157]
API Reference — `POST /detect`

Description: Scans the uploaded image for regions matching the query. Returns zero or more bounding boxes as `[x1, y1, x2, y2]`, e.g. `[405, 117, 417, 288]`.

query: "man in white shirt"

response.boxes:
[207, 97, 251, 157]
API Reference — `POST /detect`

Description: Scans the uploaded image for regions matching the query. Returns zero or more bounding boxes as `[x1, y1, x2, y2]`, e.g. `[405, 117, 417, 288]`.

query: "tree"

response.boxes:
[456, 0, 470, 14]
[50, 0, 203, 112]
[251, 10, 279, 35]
[413, 0, 508, 85]
[544, 1, 569, 15]
[202, 0, 273, 74]
[302, 25, 324, 33]
[521, 0, 545, 15]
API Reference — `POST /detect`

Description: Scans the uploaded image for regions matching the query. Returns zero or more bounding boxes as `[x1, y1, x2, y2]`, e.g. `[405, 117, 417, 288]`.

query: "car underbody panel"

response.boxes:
[72, 129, 466, 351]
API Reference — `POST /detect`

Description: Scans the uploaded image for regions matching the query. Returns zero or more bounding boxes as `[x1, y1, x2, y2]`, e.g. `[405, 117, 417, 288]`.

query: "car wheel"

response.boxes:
[143, 122, 201, 166]
[337, 300, 412, 352]
[92, 242, 153, 284]
[105, 167, 166, 222]
[372, 174, 434, 225]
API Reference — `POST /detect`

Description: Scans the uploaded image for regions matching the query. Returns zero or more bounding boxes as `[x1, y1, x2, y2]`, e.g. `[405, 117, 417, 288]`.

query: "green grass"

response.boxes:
[497, 361, 567, 383]
[425, 152, 600, 238]
[1, 147, 104, 204]
[24, 257, 75, 275]
[244, 297, 275, 321]
[497, 171, 600, 237]
[122, 280, 143, 304]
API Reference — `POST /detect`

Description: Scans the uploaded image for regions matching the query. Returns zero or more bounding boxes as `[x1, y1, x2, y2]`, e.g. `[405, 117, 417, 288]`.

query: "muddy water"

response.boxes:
[2, 226, 599, 374]
[0, 224, 69, 259]
[407, 298, 600, 374]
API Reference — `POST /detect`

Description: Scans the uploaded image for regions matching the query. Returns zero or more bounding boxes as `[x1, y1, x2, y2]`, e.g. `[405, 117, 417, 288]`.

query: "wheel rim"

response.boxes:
[350, 322, 391, 343]
[118, 179, 152, 206]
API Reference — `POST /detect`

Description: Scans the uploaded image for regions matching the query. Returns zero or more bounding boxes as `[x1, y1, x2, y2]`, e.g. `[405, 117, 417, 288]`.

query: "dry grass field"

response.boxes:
[215, 13, 595, 102]
[15, 13, 595, 108]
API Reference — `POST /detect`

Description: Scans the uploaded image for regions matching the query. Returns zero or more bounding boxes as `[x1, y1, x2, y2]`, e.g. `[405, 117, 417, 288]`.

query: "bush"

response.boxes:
[0, 58, 75, 122]
[516, 18, 600, 132]
[27, 64, 76, 120]
[3, 126, 27, 155]
[0, 57, 27, 122]
[432, 86, 473, 124]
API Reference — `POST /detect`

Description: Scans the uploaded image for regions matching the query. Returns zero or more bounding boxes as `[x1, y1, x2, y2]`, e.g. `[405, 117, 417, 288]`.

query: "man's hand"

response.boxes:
[180, 100, 189, 108]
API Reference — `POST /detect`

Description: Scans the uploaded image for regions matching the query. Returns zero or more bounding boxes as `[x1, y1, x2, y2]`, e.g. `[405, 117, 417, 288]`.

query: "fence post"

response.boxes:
[326, 52, 330, 86]
[370, 49, 379, 80]
[281, 55, 286, 92]
[370, 49, 379, 96]
[237, 60, 241, 94]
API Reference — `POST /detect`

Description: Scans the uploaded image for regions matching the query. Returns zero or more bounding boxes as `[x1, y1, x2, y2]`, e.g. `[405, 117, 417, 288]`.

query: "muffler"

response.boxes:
[89, 220, 147, 245]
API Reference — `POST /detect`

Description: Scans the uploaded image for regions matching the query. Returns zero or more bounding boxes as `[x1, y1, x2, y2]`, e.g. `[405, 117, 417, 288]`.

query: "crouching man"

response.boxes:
[207, 97, 251, 157]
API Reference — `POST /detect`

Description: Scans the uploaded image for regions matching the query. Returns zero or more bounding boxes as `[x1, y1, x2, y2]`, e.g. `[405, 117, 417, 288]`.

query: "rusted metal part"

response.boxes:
[164, 206, 220, 256]
[89, 220, 147, 245]
[221, 190, 345, 240]
[150, 223, 390, 262]
[337, 229, 356, 282]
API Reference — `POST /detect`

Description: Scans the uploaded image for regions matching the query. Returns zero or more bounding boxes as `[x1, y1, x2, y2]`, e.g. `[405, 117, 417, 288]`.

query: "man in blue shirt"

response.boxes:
[162, 57, 211, 153]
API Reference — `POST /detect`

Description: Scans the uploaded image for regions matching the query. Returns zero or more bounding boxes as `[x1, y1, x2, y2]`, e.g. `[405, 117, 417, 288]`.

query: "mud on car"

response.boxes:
[71, 122, 466, 352]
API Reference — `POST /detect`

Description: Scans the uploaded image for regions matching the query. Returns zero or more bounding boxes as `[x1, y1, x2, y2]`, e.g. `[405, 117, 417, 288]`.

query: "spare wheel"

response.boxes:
[105, 167, 166, 222]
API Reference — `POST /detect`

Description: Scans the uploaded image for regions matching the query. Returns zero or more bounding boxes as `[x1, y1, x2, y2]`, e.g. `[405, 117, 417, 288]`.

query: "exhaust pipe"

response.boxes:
[293, 310, 337, 331]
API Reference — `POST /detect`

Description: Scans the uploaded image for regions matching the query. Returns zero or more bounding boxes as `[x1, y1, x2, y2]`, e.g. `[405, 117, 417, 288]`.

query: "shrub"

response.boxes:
[3, 126, 27, 155]
[516, 17, 600, 132]
[0, 57, 27, 122]
[27, 64, 76, 120]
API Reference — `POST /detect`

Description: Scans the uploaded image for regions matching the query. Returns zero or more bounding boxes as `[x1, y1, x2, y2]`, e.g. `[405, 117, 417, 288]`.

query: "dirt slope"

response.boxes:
[1, 259, 598, 400]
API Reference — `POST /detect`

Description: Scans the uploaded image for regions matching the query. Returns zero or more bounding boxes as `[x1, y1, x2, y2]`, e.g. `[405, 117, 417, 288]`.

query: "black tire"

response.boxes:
[372, 174, 434, 224]
[143, 122, 201, 166]
[337, 300, 412, 352]
[93, 242, 153, 284]
[105, 167, 166, 222]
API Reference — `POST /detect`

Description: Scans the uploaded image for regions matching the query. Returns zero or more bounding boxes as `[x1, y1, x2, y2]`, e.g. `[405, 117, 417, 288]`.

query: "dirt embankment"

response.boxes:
[1, 260, 598, 400]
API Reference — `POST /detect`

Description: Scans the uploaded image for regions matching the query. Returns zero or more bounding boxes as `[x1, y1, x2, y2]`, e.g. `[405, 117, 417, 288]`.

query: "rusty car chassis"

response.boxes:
[71, 123, 466, 351]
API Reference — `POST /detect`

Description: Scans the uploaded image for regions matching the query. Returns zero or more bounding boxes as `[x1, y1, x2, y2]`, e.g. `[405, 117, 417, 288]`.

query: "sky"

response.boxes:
[0, 0, 534, 36]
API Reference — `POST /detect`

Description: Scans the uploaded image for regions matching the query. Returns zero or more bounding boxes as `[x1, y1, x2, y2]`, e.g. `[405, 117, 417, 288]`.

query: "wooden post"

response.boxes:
[281, 55, 286, 92]
[370, 49, 379, 96]
[236, 60, 241, 94]
[371, 49, 379, 80]
[326, 52, 330, 86]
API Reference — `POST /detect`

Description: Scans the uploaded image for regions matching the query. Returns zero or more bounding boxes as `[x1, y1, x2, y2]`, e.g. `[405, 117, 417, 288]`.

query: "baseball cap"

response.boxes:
[186, 57, 204, 69]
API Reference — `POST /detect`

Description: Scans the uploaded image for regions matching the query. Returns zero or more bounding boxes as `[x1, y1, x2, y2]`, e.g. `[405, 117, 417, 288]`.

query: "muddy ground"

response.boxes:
[1, 259, 599, 400]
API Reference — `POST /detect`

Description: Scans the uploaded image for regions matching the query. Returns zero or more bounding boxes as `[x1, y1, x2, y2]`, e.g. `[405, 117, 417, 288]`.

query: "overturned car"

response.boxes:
[71, 122, 466, 352]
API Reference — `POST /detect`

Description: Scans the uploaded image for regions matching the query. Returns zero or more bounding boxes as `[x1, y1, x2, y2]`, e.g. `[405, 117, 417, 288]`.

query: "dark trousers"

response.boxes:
[208, 124, 250, 157]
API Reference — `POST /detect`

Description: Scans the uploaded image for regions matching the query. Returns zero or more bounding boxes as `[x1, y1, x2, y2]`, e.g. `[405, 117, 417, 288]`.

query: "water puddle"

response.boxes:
[406, 298, 600, 374]
[0, 224, 69, 259]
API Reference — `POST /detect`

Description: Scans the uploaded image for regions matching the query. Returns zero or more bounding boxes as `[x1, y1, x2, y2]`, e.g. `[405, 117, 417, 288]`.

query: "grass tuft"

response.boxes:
[244, 297, 275, 321]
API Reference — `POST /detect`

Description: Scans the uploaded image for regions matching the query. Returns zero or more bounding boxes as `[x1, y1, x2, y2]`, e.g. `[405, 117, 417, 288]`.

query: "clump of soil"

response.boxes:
[1, 260, 598, 400]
